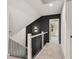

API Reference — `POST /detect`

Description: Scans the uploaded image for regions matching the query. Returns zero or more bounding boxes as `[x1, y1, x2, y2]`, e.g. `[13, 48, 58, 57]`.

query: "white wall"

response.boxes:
[10, 28, 26, 47]
[8, 0, 41, 36]
[65, 1, 72, 59]
[61, 2, 67, 59]
[61, 1, 72, 59]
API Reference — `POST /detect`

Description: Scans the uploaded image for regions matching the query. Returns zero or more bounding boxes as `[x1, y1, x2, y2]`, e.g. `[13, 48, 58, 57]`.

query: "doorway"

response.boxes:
[49, 19, 59, 44]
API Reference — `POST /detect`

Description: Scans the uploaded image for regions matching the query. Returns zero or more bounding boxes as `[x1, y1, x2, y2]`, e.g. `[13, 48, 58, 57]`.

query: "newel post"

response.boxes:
[27, 33, 32, 59]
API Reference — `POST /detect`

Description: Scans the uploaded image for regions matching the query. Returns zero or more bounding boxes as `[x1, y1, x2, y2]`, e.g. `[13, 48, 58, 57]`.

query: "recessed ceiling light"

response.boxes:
[49, 3, 53, 7]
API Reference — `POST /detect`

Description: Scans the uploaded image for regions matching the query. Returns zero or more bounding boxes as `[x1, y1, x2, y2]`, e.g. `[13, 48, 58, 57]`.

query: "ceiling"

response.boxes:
[8, 0, 64, 36]
[24, 0, 64, 15]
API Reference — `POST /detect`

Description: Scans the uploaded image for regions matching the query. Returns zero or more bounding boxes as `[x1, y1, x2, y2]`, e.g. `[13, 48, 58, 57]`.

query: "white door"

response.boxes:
[49, 19, 59, 44]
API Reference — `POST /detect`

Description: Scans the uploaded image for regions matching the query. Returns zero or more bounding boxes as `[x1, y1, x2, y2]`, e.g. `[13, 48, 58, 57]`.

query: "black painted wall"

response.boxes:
[26, 14, 61, 57]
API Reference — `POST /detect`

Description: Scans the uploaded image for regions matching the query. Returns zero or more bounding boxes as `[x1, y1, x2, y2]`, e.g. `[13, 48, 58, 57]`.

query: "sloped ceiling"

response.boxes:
[8, 0, 64, 36]
[8, 0, 41, 36]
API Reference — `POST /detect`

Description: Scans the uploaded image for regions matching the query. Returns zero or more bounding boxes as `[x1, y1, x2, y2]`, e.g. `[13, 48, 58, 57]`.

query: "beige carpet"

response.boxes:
[35, 43, 64, 59]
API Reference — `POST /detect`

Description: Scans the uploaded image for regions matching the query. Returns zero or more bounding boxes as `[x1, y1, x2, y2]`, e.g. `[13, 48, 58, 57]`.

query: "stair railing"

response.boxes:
[27, 31, 48, 59]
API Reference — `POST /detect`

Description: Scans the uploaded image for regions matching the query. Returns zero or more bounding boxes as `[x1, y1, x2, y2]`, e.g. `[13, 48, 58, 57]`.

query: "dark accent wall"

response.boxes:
[26, 14, 61, 57]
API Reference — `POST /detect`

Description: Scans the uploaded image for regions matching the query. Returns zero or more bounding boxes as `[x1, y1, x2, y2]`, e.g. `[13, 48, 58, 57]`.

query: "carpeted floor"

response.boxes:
[35, 43, 64, 59]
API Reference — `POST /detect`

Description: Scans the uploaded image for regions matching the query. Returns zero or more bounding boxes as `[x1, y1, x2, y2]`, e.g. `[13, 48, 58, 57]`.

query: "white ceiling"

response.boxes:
[8, 0, 64, 36]
[24, 0, 64, 15]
